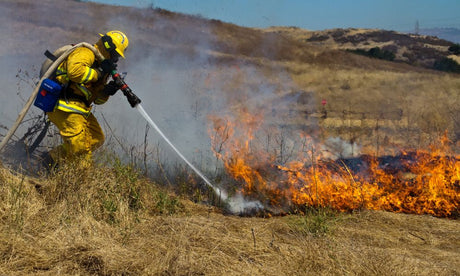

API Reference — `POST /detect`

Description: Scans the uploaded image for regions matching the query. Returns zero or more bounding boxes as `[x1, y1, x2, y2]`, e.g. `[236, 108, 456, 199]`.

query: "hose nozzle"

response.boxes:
[111, 71, 141, 108]
[124, 89, 141, 107]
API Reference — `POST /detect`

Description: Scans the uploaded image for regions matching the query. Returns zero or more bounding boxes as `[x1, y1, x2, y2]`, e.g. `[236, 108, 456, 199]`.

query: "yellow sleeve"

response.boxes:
[66, 48, 99, 84]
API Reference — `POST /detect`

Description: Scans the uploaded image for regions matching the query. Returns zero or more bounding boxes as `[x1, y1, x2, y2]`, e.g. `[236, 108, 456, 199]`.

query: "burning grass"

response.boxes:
[281, 147, 459, 217]
[0, 160, 459, 275]
[210, 109, 459, 218]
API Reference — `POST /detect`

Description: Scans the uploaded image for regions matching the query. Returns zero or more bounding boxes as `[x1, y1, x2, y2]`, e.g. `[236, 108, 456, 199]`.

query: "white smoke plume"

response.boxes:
[0, 1, 319, 213]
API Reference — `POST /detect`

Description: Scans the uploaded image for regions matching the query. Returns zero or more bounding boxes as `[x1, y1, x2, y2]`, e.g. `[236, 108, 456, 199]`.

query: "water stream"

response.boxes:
[135, 104, 227, 201]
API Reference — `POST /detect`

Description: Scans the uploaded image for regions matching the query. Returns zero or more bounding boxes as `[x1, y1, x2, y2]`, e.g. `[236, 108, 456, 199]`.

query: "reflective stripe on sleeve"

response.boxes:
[82, 67, 96, 83]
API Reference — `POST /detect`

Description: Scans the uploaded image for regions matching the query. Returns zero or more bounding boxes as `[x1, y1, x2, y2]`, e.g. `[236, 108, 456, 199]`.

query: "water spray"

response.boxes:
[110, 70, 228, 201]
[136, 103, 264, 214]
[115, 74, 264, 213]
[135, 104, 226, 197]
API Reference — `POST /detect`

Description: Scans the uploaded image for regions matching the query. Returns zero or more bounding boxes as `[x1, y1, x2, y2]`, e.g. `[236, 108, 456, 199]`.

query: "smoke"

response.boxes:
[96, 15, 216, 168]
[226, 193, 264, 215]
[96, 5, 323, 214]
[322, 137, 361, 160]
[0, 1, 320, 213]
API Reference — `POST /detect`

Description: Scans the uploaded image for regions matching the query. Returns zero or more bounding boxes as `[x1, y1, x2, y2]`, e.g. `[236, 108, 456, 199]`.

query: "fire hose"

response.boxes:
[0, 42, 140, 153]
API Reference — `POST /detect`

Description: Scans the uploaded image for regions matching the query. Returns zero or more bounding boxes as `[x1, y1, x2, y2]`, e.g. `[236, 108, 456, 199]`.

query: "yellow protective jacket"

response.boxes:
[54, 42, 110, 117]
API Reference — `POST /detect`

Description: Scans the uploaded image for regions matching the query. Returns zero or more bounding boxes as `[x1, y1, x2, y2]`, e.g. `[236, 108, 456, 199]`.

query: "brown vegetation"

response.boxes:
[0, 162, 458, 275]
[265, 27, 458, 70]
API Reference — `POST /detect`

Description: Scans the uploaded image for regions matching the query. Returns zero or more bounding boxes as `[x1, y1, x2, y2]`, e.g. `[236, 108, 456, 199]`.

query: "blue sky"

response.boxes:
[89, 0, 460, 32]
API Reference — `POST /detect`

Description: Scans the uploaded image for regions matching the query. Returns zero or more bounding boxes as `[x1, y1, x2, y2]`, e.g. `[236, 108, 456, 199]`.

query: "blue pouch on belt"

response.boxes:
[34, 78, 62, 112]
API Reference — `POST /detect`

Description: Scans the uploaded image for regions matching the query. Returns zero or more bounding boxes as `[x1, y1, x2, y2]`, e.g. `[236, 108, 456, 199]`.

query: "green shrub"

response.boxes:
[286, 207, 340, 237]
[348, 47, 395, 61]
[433, 57, 460, 72]
[448, 44, 460, 55]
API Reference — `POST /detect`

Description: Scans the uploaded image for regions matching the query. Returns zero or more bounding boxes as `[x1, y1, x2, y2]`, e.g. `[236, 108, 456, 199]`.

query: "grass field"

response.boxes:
[0, 162, 458, 275]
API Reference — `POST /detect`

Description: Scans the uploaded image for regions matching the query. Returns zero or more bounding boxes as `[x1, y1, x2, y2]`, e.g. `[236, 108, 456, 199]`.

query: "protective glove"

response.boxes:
[95, 68, 103, 80]
[100, 59, 117, 75]
[102, 80, 120, 96]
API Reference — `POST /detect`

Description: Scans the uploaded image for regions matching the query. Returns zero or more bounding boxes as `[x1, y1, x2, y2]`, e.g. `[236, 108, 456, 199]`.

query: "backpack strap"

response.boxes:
[44, 50, 57, 62]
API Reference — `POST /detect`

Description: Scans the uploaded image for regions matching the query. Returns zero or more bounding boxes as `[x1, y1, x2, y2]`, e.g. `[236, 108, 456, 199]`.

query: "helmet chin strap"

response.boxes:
[110, 52, 119, 63]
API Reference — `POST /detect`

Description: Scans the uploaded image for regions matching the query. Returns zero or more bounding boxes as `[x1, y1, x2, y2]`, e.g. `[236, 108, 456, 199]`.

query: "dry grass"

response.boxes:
[197, 51, 460, 152]
[283, 61, 460, 151]
[0, 162, 459, 275]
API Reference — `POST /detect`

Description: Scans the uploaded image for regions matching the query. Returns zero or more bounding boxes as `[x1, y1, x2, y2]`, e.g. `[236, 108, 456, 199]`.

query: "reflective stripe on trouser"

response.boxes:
[47, 109, 105, 160]
[55, 99, 91, 117]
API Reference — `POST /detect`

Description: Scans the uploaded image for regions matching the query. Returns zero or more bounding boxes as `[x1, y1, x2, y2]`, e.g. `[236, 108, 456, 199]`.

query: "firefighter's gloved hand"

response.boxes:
[100, 59, 117, 75]
[95, 68, 104, 80]
[102, 80, 119, 96]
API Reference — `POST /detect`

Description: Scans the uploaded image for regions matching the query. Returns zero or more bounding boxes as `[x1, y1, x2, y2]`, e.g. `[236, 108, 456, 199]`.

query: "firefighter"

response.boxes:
[44, 30, 129, 168]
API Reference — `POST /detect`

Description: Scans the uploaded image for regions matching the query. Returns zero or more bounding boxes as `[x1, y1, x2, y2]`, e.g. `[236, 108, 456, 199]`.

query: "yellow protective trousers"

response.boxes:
[47, 109, 104, 162]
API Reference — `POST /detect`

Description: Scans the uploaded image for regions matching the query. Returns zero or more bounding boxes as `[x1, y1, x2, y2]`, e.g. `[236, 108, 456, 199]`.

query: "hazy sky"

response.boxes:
[89, 0, 460, 32]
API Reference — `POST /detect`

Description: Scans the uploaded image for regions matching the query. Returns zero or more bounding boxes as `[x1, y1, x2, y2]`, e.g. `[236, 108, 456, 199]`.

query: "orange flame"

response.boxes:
[209, 114, 459, 217]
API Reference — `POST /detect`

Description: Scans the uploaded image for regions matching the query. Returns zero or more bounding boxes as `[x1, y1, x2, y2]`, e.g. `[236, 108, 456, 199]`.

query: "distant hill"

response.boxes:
[263, 27, 460, 71]
[420, 27, 460, 44]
